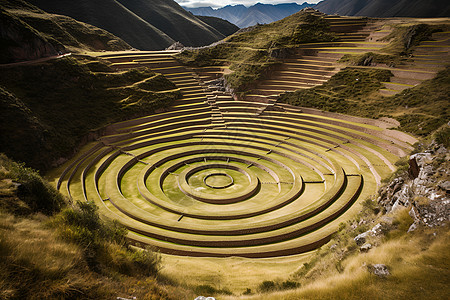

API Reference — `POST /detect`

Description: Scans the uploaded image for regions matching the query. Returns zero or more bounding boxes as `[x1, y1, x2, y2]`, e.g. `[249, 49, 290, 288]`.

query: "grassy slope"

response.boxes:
[27, 0, 175, 50]
[177, 11, 337, 94]
[224, 224, 450, 299]
[0, 57, 180, 171]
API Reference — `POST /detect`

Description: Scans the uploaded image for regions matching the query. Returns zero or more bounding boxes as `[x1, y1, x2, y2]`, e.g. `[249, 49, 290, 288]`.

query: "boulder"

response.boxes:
[368, 264, 390, 278]
[360, 243, 372, 253]
[370, 223, 383, 236]
[354, 232, 368, 245]
[407, 222, 418, 233]
[269, 47, 292, 59]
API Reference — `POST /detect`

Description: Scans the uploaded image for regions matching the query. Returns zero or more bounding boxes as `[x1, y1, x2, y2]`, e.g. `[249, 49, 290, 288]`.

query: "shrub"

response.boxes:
[280, 280, 300, 290]
[194, 284, 232, 296]
[258, 280, 276, 292]
[0, 154, 65, 215]
[50, 201, 161, 276]
[433, 126, 450, 148]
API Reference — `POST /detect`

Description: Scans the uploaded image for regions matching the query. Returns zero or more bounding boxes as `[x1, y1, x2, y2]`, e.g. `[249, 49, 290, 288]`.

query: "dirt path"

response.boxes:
[0, 53, 72, 68]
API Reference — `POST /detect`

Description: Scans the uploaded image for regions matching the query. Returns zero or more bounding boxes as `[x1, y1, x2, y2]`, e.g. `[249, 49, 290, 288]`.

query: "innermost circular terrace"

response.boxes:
[204, 172, 234, 189]
[179, 163, 259, 204]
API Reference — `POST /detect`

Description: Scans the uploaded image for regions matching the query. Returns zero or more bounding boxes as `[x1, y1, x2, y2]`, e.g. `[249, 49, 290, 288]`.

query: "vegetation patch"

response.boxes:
[193, 284, 232, 296]
[380, 23, 449, 55]
[339, 52, 406, 67]
[0, 153, 65, 215]
[258, 280, 300, 293]
[279, 66, 449, 136]
[279, 68, 391, 114]
[50, 201, 161, 276]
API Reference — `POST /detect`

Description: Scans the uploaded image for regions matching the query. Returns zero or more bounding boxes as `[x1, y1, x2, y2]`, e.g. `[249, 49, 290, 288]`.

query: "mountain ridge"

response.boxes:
[27, 0, 226, 49]
[184, 2, 314, 28]
[314, 0, 450, 17]
[0, 0, 130, 63]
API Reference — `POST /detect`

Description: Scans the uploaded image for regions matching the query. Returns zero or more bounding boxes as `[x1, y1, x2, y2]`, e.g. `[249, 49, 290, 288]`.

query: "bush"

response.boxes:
[50, 201, 161, 276]
[194, 284, 232, 296]
[280, 280, 300, 290]
[0, 154, 65, 215]
[258, 280, 300, 293]
[433, 126, 450, 148]
[258, 280, 276, 292]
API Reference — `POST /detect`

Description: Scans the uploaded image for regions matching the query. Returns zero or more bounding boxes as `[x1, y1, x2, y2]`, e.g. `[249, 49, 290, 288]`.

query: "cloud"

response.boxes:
[176, 0, 323, 9]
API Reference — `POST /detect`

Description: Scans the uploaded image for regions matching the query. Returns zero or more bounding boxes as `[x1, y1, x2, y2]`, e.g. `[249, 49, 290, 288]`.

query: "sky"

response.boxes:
[175, 0, 323, 9]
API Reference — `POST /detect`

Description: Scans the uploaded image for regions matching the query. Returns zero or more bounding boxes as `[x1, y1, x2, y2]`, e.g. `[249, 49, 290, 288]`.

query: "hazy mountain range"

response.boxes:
[184, 2, 314, 28]
[314, 0, 450, 17]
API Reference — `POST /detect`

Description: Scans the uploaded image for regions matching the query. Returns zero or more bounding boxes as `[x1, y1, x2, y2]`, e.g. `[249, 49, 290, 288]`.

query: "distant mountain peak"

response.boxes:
[185, 2, 314, 28]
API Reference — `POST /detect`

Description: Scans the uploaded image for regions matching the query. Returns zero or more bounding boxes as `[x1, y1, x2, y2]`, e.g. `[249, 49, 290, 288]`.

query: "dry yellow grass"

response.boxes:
[221, 223, 450, 299]
[160, 252, 313, 292]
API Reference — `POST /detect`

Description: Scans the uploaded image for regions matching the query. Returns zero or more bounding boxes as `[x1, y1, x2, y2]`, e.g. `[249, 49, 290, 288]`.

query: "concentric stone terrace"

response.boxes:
[55, 50, 417, 258]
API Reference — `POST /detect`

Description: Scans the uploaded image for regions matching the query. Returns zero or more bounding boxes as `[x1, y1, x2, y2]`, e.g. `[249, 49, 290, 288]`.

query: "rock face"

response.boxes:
[377, 141, 450, 230]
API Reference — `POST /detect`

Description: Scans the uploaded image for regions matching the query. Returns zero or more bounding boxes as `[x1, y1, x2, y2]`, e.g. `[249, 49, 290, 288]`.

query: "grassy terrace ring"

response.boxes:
[54, 51, 418, 258]
[203, 172, 234, 189]
[175, 162, 257, 203]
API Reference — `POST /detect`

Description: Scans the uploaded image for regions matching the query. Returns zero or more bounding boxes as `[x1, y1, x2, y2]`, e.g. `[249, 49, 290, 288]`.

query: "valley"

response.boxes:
[0, 1, 449, 299]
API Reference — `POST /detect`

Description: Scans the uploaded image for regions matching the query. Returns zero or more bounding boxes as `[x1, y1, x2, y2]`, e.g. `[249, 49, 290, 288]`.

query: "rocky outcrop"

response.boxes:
[377, 141, 450, 231]
[354, 223, 386, 245]
[166, 42, 185, 50]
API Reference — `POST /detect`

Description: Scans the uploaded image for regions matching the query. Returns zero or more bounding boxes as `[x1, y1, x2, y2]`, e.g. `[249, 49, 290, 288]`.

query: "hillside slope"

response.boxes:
[27, 0, 175, 50]
[0, 0, 130, 63]
[314, 0, 450, 17]
[0, 55, 180, 171]
[27, 0, 225, 49]
[116, 0, 225, 47]
[195, 15, 239, 37]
